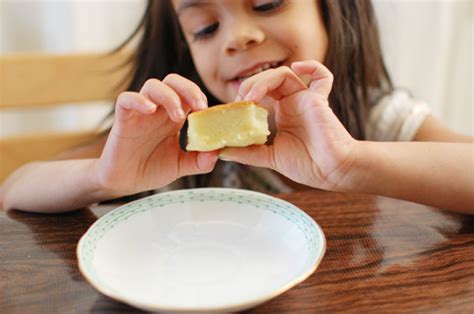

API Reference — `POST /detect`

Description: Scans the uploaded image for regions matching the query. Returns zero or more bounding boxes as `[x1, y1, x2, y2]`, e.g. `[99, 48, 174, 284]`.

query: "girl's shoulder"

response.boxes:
[366, 89, 431, 142]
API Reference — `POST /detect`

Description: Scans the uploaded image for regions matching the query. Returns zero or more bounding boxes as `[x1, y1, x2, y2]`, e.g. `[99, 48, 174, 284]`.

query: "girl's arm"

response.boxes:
[350, 115, 473, 213]
[348, 141, 473, 214]
[0, 136, 120, 213]
[0, 75, 219, 213]
[0, 158, 116, 213]
[414, 115, 474, 143]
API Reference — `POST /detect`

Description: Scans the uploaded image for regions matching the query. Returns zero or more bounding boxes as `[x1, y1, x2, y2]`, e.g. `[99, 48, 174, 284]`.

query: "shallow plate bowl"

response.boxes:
[77, 188, 325, 313]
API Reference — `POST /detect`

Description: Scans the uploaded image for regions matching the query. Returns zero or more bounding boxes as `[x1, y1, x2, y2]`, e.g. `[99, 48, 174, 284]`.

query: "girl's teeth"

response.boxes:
[238, 62, 279, 81]
[254, 66, 263, 74]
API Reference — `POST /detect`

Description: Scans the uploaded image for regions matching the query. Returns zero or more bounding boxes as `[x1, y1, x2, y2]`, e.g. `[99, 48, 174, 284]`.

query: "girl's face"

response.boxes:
[173, 0, 328, 103]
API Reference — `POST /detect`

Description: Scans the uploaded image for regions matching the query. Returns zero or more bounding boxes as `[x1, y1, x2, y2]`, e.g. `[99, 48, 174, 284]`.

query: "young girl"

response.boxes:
[1, 0, 472, 213]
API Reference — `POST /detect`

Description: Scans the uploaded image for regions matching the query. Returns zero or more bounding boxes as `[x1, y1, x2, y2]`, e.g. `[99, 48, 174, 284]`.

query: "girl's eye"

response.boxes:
[254, 0, 284, 12]
[193, 23, 219, 40]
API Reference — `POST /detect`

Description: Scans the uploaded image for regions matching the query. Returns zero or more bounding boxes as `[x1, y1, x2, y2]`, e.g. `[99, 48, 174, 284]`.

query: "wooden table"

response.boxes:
[1, 190, 473, 313]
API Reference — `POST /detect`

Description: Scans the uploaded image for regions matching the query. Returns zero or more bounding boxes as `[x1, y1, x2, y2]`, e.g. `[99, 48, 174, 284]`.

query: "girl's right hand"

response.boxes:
[95, 74, 219, 197]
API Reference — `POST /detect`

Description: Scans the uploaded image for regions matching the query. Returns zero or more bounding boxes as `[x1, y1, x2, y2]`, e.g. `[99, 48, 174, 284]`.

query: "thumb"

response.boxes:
[178, 151, 219, 176]
[219, 145, 275, 169]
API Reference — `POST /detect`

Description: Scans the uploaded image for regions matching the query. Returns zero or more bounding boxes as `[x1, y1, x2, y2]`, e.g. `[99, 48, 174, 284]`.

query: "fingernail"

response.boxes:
[196, 97, 207, 110]
[177, 108, 186, 118]
[145, 100, 157, 111]
[244, 91, 254, 101]
[235, 94, 243, 102]
[218, 151, 231, 161]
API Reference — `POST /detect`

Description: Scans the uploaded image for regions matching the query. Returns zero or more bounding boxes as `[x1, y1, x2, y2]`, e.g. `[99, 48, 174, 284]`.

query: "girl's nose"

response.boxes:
[223, 20, 265, 54]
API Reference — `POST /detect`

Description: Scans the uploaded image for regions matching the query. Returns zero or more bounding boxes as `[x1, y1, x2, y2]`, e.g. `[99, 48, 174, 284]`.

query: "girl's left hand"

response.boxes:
[220, 60, 359, 191]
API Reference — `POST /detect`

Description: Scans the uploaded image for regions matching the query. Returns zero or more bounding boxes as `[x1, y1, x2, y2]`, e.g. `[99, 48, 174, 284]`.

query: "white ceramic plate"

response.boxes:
[77, 188, 325, 313]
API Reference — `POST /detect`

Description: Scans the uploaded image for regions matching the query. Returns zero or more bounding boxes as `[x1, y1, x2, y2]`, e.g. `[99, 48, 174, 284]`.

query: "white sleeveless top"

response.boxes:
[366, 89, 431, 141]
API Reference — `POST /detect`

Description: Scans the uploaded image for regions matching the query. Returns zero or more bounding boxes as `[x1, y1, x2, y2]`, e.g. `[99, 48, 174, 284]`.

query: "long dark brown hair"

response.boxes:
[115, 0, 393, 140]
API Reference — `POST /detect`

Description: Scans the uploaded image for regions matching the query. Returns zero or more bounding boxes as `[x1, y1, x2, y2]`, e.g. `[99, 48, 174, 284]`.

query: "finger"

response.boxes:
[219, 145, 275, 169]
[291, 60, 334, 98]
[140, 78, 186, 123]
[237, 66, 307, 103]
[163, 74, 207, 112]
[116, 91, 157, 114]
[178, 150, 219, 176]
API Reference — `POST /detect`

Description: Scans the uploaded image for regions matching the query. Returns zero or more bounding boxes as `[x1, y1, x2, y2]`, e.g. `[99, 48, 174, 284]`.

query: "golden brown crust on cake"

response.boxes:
[190, 101, 260, 116]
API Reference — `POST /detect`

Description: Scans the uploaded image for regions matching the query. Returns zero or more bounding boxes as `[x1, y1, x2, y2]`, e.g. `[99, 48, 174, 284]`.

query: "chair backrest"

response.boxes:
[0, 52, 131, 182]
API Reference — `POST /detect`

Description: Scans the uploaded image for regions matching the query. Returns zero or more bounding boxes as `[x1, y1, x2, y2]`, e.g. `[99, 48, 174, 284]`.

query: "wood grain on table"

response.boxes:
[1, 190, 473, 313]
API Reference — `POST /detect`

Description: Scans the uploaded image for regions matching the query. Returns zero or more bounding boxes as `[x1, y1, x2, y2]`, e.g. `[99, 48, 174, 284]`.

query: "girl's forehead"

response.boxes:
[174, 0, 220, 8]
[173, 0, 256, 14]
[174, 0, 211, 15]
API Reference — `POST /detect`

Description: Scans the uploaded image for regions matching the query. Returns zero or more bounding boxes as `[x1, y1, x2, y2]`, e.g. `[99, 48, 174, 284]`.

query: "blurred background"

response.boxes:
[1, 0, 473, 137]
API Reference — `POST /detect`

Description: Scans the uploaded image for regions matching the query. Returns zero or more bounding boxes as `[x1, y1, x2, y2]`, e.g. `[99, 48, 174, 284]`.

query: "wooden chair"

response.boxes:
[0, 52, 131, 182]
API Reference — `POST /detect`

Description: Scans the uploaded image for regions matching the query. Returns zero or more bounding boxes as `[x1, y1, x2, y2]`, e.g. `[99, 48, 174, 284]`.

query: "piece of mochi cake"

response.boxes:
[186, 101, 270, 151]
